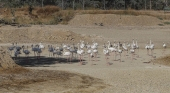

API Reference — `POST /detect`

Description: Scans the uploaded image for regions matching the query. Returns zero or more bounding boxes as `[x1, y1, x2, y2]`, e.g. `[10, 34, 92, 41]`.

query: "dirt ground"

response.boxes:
[0, 14, 170, 93]
[0, 69, 106, 93]
[69, 14, 163, 26]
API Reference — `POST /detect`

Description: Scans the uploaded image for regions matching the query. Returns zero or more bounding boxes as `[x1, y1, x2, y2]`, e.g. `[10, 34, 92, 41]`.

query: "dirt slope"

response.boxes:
[0, 25, 91, 43]
[68, 14, 163, 26]
[0, 46, 20, 70]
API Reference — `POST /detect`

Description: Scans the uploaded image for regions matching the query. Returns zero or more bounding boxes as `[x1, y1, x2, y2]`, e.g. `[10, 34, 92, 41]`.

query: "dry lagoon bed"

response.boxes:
[0, 24, 170, 93]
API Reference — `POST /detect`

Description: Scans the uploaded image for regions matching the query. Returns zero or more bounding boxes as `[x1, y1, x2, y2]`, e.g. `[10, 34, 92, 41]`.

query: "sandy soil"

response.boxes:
[1, 14, 170, 93]
[69, 14, 163, 26]
[0, 69, 106, 93]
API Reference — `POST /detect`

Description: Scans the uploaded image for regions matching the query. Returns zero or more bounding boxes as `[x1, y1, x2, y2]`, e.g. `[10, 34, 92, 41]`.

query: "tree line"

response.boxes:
[0, 0, 169, 10]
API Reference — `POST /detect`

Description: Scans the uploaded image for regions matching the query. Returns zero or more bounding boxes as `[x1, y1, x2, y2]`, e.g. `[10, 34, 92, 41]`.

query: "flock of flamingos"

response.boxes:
[7, 39, 167, 65]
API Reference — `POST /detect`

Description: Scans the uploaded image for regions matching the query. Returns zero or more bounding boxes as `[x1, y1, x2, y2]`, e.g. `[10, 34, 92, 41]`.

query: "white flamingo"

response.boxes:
[77, 43, 84, 65]
[122, 41, 128, 56]
[149, 40, 154, 56]
[145, 42, 150, 55]
[107, 41, 116, 60]
[39, 42, 45, 49]
[89, 42, 98, 64]
[162, 42, 166, 55]
[117, 42, 122, 62]
[135, 39, 139, 57]
[130, 45, 135, 61]
[62, 43, 67, 49]
[80, 40, 85, 49]
[87, 48, 92, 61]
[63, 48, 71, 64]
[132, 39, 136, 48]
[103, 47, 110, 65]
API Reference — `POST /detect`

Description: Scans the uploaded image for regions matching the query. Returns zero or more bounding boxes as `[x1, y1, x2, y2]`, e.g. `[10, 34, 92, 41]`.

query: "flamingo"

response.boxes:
[77, 43, 84, 65]
[162, 42, 166, 55]
[48, 45, 54, 57]
[37, 46, 42, 59]
[132, 39, 136, 48]
[149, 40, 154, 56]
[130, 45, 135, 61]
[15, 42, 22, 51]
[89, 50, 98, 65]
[135, 39, 139, 57]
[53, 49, 62, 59]
[39, 42, 45, 49]
[91, 42, 98, 62]
[117, 42, 122, 62]
[92, 48, 98, 62]
[13, 42, 22, 60]
[87, 48, 92, 61]
[69, 44, 77, 60]
[145, 42, 150, 55]
[62, 43, 67, 49]
[14, 48, 21, 61]
[22, 45, 30, 58]
[31, 44, 38, 57]
[107, 41, 116, 60]
[122, 41, 128, 56]
[63, 48, 71, 64]
[103, 47, 110, 65]
[80, 40, 85, 49]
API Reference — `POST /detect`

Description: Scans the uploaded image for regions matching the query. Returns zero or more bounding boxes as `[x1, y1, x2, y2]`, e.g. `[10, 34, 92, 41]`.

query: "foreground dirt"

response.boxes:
[0, 69, 106, 93]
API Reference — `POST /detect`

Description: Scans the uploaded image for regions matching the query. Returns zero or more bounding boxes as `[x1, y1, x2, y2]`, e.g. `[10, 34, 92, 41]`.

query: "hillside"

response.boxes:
[0, 25, 91, 43]
[68, 14, 163, 26]
[0, 6, 169, 26]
